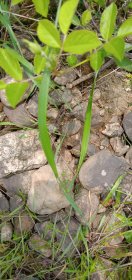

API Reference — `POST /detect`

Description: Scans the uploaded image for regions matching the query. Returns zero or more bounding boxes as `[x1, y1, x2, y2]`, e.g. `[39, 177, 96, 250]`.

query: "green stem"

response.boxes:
[77, 72, 98, 173]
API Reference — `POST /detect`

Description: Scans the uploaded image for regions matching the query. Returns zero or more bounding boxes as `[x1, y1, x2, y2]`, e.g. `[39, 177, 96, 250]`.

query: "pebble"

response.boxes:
[4, 103, 35, 127]
[123, 111, 132, 142]
[54, 69, 77, 85]
[49, 88, 72, 106]
[34, 221, 53, 241]
[14, 211, 34, 235]
[9, 195, 24, 211]
[0, 191, 9, 212]
[62, 119, 81, 136]
[110, 137, 129, 156]
[75, 188, 99, 225]
[56, 217, 80, 256]
[102, 122, 123, 137]
[1, 222, 13, 242]
[1, 170, 33, 195]
[125, 146, 132, 167]
[26, 93, 38, 118]
[93, 88, 101, 102]
[28, 234, 52, 257]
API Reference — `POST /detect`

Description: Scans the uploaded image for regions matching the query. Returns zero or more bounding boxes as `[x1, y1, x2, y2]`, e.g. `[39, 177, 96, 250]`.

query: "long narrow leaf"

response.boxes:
[103, 174, 125, 206]
[0, 2, 21, 52]
[38, 70, 58, 178]
[77, 74, 97, 172]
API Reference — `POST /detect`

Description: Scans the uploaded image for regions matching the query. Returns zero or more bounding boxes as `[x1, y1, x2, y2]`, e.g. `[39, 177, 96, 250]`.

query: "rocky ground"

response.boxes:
[0, 69, 132, 279]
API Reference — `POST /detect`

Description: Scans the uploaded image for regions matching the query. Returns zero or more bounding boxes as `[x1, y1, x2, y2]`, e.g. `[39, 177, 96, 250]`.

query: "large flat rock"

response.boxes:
[0, 129, 46, 178]
[79, 150, 128, 193]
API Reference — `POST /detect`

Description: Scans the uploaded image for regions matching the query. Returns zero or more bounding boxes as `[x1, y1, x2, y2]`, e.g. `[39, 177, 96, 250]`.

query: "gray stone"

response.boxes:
[26, 93, 38, 117]
[71, 141, 98, 158]
[75, 189, 99, 225]
[102, 122, 123, 137]
[93, 88, 101, 102]
[62, 119, 81, 136]
[72, 102, 87, 121]
[54, 69, 77, 85]
[49, 88, 72, 106]
[34, 221, 53, 241]
[0, 76, 30, 107]
[56, 217, 80, 256]
[103, 212, 124, 246]
[122, 174, 132, 199]
[1, 222, 13, 242]
[9, 195, 24, 211]
[14, 211, 34, 235]
[125, 146, 132, 167]
[0, 192, 9, 212]
[4, 103, 35, 127]
[27, 164, 73, 215]
[0, 129, 46, 178]
[110, 137, 129, 156]
[72, 102, 104, 128]
[47, 107, 58, 120]
[71, 87, 82, 107]
[79, 150, 128, 193]
[1, 170, 33, 195]
[0, 111, 6, 122]
[28, 234, 52, 257]
[123, 112, 132, 142]
[87, 143, 98, 157]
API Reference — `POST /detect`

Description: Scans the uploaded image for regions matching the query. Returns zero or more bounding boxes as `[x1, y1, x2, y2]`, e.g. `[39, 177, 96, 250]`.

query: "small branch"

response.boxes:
[66, 59, 114, 88]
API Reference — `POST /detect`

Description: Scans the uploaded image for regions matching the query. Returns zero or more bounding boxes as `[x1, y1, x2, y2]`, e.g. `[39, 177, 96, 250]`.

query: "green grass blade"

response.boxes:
[0, 3, 21, 52]
[38, 70, 58, 178]
[77, 73, 97, 172]
[103, 174, 125, 206]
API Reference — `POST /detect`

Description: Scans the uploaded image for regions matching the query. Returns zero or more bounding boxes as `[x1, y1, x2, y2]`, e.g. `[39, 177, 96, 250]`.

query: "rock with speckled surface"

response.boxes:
[79, 150, 128, 193]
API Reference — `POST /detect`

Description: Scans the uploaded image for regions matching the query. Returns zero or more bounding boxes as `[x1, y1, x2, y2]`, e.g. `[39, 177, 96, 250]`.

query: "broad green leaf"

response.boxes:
[117, 17, 132, 37]
[59, 0, 79, 34]
[34, 54, 46, 74]
[0, 48, 22, 81]
[37, 19, 61, 48]
[77, 75, 97, 172]
[63, 30, 101, 54]
[90, 49, 105, 72]
[32, 0, 49, 17]
[0, 80, 7, 90]
[81, 10, 92, 26]
[115, 57, 132, 72]
[38, 70, 58, 178]
[104, 37, 125, 61]
[5, 47, 34, 74]
[6, 81, 29, 108]
[72, 14, 81, 26]
[12, 0, 24, 4]
[100, 3, 117, 40]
